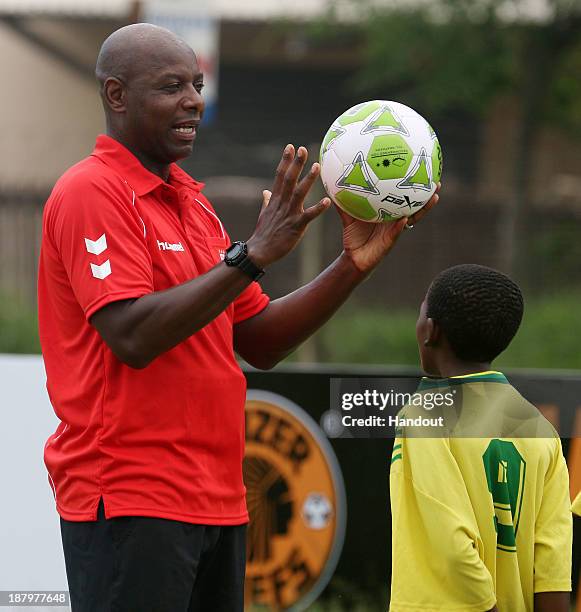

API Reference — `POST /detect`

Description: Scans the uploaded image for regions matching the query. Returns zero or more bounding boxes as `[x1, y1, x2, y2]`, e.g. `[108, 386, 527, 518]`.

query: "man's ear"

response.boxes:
[103, 77, 126, 113]
[424, 317, 441, 346]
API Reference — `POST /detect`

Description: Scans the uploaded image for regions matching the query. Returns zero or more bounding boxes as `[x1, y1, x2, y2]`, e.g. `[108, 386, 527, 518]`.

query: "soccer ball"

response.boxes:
[301, 493, 333, 530]
[319, 100, 442, 223]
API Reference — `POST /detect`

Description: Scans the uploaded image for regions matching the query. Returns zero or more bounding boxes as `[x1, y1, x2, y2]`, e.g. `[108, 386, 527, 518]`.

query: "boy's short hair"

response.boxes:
[426, 264, 524, 363]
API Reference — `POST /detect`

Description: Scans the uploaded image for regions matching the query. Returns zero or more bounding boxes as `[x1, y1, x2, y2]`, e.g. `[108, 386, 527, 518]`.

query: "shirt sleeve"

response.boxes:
[533, 437, 573, 593]
[233, 282, 270, 324]
[48, 171, 154, 320]
[390, 435, 496, 611]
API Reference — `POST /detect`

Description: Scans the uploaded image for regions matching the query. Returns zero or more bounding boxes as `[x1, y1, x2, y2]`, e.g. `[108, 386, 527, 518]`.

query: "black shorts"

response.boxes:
[60, 499, 246, 612]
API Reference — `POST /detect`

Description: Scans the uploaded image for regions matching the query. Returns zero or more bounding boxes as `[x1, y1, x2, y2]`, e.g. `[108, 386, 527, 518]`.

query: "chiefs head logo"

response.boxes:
[244, 391, 346, 611]
[245, 456, 293, 563]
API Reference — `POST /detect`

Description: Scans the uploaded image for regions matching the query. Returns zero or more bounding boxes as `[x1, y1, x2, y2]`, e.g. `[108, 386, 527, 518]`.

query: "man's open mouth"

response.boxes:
[172, 120, 199, 137]
[173, 125, 195, 134]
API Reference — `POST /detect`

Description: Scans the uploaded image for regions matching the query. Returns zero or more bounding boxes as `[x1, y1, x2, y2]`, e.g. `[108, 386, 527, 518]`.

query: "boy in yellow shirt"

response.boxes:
[390, 264, 572, 612]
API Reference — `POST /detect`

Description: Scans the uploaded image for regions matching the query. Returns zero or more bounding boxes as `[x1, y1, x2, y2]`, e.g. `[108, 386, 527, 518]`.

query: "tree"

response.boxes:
[319, 0, 581, 279]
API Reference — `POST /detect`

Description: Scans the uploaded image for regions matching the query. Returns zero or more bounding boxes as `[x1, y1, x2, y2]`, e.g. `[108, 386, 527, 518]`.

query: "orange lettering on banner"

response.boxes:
[244, 396, 344, 610]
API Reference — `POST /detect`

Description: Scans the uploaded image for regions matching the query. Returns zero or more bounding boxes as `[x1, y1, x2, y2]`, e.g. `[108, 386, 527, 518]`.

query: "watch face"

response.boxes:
[226, 242, 247, 264]
[229, 243, 245, 259]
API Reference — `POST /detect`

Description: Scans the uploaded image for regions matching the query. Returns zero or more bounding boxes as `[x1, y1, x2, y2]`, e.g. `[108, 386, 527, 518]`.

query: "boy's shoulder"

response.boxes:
[396, 377, 559, 440]
[477, 381, 559, 440]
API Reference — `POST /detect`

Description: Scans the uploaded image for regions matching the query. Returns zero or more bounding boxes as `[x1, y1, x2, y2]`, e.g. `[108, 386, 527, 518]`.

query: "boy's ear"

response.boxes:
[424, 318, 441, 346]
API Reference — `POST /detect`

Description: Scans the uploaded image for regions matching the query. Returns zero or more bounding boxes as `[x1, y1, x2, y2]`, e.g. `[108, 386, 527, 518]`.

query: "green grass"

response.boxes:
[321, 309, 420, 366]
[495, 292, 581, 370]
[3, 291, 581, 371]
[321, 292, 581, 370]
[0, 294, 40, 354]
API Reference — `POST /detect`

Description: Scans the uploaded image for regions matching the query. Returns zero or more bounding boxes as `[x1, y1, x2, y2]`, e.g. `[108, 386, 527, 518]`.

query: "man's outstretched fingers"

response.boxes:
[301, 197, 331, 225]
[271, 144, 295, 197]
[280, 146, 308, 202]
[290, 162, 321, 210]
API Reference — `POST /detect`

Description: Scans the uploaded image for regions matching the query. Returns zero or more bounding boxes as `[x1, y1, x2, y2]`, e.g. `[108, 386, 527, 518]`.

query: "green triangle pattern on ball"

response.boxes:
[362, 105, 409, 136]
[320, 126, 345, 159]
[378, 208, 400, 223]
[431, 139, 443, 183]
[336, 152, 379, 194]
[338, 101, 381, 127]
[335, 190, 377, 221]
[397, 149, 432, 191]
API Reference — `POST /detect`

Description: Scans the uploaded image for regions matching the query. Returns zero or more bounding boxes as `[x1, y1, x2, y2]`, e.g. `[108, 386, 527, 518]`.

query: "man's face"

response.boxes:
[123, 44, 205, 164]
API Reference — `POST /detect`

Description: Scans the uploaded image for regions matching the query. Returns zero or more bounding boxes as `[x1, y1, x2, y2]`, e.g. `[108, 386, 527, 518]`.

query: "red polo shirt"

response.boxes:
[38, 135, 269, 524]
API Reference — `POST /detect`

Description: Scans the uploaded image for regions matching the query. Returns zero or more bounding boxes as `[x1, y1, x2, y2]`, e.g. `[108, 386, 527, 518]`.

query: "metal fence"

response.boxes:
[2, 185, 579, 314]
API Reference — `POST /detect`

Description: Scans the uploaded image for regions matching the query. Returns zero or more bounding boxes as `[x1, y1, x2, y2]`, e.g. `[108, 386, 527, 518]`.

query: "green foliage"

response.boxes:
[355, 3, 514, 115]
[322, 308, 420, 366]
[4, 288, 580, 370]
[495, 292, 581, 370]
[321, 293, 581, 370]
[0, 294, 40, 354]
[316, 0, 581, 124]
[547, 43, 581, 134]
[526, 220, 581, 294]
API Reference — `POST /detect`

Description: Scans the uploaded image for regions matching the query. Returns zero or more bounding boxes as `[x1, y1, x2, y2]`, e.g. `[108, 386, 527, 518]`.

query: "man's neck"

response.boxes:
[107, 131, 171, 181]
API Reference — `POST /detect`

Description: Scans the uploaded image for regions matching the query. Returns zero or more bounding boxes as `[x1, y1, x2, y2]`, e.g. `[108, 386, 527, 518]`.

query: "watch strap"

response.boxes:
[237, 256, 264, 281]
[224, 241, 264, 281]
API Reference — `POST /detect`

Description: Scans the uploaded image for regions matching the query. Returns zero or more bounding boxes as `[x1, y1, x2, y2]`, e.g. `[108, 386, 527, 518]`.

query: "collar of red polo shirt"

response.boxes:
[91, 134, 205, 197]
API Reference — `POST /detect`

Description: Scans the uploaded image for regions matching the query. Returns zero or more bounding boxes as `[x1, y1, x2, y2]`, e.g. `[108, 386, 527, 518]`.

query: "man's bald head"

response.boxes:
[95, 23, 204, 173]
[95, 23, 194, 88]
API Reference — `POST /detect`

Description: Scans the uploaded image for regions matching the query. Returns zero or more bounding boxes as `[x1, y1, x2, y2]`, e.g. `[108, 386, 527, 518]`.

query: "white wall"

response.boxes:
[0, 355, 68, 608]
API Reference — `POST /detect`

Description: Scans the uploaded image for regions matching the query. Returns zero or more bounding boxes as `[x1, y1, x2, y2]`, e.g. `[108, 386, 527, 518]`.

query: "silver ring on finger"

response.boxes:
[404, 223, 414, 230]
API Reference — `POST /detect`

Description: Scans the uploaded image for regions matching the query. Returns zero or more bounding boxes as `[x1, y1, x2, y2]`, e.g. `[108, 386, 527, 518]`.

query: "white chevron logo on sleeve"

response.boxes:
[90, 259, 111, 280]
[84, 233, 107, 255]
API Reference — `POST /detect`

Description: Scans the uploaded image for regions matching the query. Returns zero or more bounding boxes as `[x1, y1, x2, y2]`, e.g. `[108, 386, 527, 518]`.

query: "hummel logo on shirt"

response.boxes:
[90, 260, 112, 280]
[84, 234, 107, 255]
[158, 240, 185, 252]
[84, 233, 111, 280]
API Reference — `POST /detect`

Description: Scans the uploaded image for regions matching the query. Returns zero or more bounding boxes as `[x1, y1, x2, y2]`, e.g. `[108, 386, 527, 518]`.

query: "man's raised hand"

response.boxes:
[338, 183, 441, 274]
[246, 145, 331, 269]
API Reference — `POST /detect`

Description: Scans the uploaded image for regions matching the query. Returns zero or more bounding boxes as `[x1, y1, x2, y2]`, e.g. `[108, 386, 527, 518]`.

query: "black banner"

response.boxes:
[245, 365, 581, 609]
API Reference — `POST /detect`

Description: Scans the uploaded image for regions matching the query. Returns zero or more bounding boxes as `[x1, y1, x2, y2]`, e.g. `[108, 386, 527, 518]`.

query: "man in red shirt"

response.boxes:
[38, 23, 438, 612]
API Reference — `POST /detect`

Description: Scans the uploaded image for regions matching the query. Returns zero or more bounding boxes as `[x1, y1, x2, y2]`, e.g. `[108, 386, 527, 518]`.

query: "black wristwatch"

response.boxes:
[224, 241, 265, 281]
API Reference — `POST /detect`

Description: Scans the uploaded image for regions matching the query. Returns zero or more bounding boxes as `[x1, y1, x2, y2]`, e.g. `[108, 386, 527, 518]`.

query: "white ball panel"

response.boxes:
[331, 129, 376, 168]
[320, 148, 345, 200]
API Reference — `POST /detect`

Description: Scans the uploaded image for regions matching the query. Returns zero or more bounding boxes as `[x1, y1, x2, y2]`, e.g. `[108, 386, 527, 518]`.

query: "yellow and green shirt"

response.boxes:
[389, 371, 572, 611]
